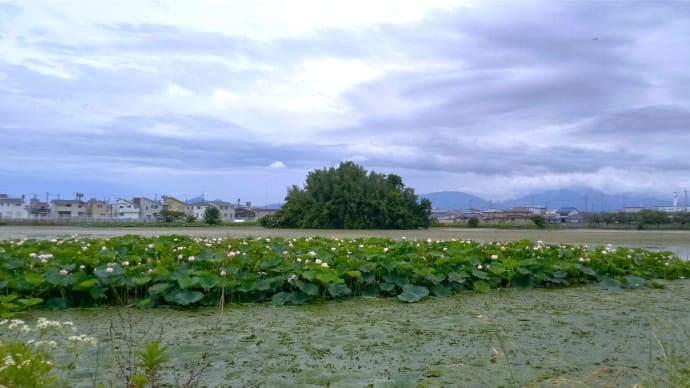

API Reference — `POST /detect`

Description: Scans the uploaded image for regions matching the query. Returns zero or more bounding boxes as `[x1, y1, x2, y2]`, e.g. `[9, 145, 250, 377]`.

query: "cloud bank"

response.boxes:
[1, 1, 688, 203]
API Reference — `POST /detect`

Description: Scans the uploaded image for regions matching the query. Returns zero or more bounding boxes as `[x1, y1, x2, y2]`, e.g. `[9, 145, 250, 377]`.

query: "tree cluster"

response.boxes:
[262, 162, 431, 229]
[586, 210, 690, 229]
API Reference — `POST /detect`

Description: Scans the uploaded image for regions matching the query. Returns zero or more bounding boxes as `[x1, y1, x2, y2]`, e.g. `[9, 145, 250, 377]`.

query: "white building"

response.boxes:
[211, 201, 234, 222]
[188, 201, 234, 221]
[189, 202, 213, 220]
[111, 198, 140, 220]
[133, 197, 163, 221]
[0, 195, 28, 220]
[50, 199, 86, 220]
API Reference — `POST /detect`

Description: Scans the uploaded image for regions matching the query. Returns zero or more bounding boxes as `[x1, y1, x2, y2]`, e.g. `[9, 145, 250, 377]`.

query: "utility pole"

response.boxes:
[685, 189, 688, 213]
[584, 193, 588, 213]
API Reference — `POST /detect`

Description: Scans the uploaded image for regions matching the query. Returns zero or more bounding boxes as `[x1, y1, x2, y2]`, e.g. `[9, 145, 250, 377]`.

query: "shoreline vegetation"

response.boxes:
[1, 234, 688, 314]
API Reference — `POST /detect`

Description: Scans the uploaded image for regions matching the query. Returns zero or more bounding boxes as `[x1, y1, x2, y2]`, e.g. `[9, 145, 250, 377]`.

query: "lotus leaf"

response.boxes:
[164, 289, 204, 305]
[473, 280, 490, 294]
[397, 284, 429, 303]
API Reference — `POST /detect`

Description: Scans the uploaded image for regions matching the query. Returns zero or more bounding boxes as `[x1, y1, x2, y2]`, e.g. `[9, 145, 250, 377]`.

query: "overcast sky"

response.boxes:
[1, 0, 689, 205]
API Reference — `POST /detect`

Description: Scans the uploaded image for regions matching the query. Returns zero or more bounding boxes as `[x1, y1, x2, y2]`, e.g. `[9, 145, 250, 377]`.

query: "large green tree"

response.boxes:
[263, 161, 431, 229]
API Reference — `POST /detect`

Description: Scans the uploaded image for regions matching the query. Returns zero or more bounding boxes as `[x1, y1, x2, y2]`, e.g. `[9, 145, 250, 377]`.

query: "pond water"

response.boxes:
[13, 280, 690, 387]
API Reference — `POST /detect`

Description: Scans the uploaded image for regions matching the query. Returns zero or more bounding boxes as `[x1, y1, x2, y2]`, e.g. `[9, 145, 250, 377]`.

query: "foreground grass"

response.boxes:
[11, 280, 690, 387]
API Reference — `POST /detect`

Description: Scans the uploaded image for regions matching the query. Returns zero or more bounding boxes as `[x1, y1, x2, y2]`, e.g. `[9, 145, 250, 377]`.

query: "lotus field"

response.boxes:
[1, 234, 689, 314]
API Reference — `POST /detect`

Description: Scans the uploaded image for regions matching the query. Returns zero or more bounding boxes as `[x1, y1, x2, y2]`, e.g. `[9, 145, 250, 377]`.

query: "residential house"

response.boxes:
[620, 206, 645, 213]
[111, 198, 139, 220]
[252, 208, 280, 220]
[28, 198, 50, 219]
[430, 209, 461, 223]
[233, 207, 257, 222]
[480, 207, 533, 224]
[524, 206, 547, 215]
[86, 199, 109, 220]
[0, 195, 28, 220]
[502, 207, 534, 223]
[162, 195, 189, 214]
[133, 197, 163, 221]
[556, 207, 581, 223]
[189, 201, 213, 220]
[478, 208, 503, 223]
[50, 199, 86, 220]
[210, 201, 234, 222]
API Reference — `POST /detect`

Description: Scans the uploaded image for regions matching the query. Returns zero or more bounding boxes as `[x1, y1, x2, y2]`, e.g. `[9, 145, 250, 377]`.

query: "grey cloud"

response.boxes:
[3, 0, 690, 200]
[3, 114, 338, 171]
[583, 106, 690, 136]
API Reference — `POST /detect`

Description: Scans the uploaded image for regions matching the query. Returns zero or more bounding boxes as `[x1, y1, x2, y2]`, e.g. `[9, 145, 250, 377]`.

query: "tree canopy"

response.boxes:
[203, 206, 221, 225]
[262, 161, 431, 229]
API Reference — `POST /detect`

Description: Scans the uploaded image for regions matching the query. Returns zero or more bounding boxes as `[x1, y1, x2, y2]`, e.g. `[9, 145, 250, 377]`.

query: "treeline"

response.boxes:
[586, 210, 690, 229]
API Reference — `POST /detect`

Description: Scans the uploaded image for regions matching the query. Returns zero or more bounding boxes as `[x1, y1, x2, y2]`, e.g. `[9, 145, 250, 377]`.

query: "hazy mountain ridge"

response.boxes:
[421, 189, 675, 212]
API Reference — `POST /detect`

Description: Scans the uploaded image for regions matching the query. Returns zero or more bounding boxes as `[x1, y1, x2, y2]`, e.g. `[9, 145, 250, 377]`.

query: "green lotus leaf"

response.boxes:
[512, 275, 534, 289]
[272, 291, 309, 306]
[327, 283, 352, 298]
[0, 280, 8, 289]
[574, 264, 596, 277]
[472, 269, 490, 280]
[89, 286, 106, 300]
[447, 271, 467, 284]
[288, 291, 308, 305]
[149, 282, 173, 294]
[517, 267, 531, 275]
[425, 273, 446, 285]
[24, 272, 45, 286]
[432, 285, 451, 297]
[17, 297, 43, 307]
[177, 276, 199, 289]
[4, 260, 24, 270]
[136, 298, 152, 307]
[295, 279, 320, 296]
[131, 276, 152, 286]
[361, 272, 376, 283]
[379, 282, 396, 292]
[600, 277, 621, 291]
[623, 275, 646, 289]
[271, 291, 290, 306]
[362, 286, 379, 297]
[473, 280, 490, 294]
[259, 257, 282, 270]
[238, 279, 256, 292]
[198, 274, 220, 291]
[74, 278, 99, 291]
[164, 289, 204, 306]
[0, 294, 17, 303]
[255, 277, 276, 291]
[397, 284, 429, 303]
[46, 297, 67, 309]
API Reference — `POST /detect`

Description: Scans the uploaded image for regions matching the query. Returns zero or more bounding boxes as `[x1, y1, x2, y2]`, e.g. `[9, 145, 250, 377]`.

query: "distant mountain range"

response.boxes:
[420, 189, 677, 212]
